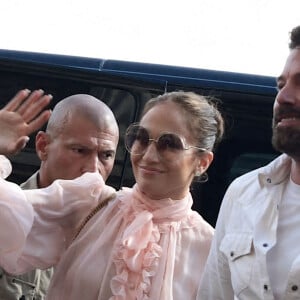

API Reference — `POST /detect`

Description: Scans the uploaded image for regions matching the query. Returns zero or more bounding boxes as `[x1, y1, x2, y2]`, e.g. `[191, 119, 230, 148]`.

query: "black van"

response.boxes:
[0, 49, 279, 226]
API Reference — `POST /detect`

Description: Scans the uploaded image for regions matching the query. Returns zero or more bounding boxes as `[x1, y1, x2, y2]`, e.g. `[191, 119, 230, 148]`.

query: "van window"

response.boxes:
[229, 152, 280, 181]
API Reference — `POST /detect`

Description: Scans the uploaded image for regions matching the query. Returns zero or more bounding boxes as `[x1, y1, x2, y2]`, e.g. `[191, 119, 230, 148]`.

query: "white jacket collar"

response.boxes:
[258, 154, 291, 187]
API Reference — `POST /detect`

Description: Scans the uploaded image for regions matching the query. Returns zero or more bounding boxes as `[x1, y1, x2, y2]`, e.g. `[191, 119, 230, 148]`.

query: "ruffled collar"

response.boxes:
[126, 184, 192, 221]
[110, 184, 193, 299]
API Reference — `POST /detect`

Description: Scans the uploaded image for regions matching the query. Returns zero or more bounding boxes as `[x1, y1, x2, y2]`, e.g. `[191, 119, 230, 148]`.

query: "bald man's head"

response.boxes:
[46, 94, 119, 139]
[35, 94, 119, 187]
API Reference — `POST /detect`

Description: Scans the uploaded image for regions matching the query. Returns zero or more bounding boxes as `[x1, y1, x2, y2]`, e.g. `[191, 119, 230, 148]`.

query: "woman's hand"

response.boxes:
[0, 89, 52, 155]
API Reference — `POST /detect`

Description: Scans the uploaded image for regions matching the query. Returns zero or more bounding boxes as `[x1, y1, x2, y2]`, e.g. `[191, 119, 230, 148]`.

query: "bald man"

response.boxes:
[0, 94, 119, 300]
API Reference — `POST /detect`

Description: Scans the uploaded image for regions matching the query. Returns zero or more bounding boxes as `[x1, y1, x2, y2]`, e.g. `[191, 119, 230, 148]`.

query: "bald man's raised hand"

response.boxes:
[0, 89, 52, 155]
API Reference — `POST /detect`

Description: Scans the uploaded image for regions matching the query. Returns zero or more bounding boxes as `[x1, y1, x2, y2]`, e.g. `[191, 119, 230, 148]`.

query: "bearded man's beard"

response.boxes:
[272, 120, 300, 158]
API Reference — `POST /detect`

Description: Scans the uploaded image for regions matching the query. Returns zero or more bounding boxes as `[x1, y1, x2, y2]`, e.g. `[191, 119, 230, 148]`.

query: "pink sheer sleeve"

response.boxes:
[0, 157, 107, 274]
[0, 177, 34, 273]
[16, 173, 107, 274]
[0, 155, 12, 179]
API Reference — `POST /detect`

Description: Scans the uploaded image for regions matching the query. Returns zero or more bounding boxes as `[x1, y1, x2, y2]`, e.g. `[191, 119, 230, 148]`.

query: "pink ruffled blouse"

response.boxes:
[0, 156, 214, 300]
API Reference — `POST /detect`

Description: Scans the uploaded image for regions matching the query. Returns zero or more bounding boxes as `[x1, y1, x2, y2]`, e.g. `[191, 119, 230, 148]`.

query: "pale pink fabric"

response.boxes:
[0, 156, 214, 300]
[0, 155, 11, 179]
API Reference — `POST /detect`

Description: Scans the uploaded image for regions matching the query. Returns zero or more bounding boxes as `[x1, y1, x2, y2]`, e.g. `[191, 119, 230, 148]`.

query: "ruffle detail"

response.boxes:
[110, 208, 162, 299]
[109, 185, 194, 299]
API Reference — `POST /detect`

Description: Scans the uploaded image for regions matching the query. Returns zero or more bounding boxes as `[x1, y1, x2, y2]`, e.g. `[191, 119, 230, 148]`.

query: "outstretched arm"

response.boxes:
[0, 172, 106, 274]
[0, 90, 108, 273]
[0, 89, 52, 155]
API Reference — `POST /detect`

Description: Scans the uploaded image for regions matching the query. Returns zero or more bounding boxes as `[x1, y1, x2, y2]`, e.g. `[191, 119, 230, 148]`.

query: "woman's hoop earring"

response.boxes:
[195, 171, 208, 183]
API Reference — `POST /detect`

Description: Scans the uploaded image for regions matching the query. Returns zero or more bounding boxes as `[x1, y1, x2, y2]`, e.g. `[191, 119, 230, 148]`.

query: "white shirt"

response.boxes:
[267, 177, 300, 299]
[198, 154, 300, 300]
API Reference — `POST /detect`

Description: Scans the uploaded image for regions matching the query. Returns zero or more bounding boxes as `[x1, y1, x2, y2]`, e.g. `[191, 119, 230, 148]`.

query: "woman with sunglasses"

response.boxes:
[0, 91, 224, 299]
